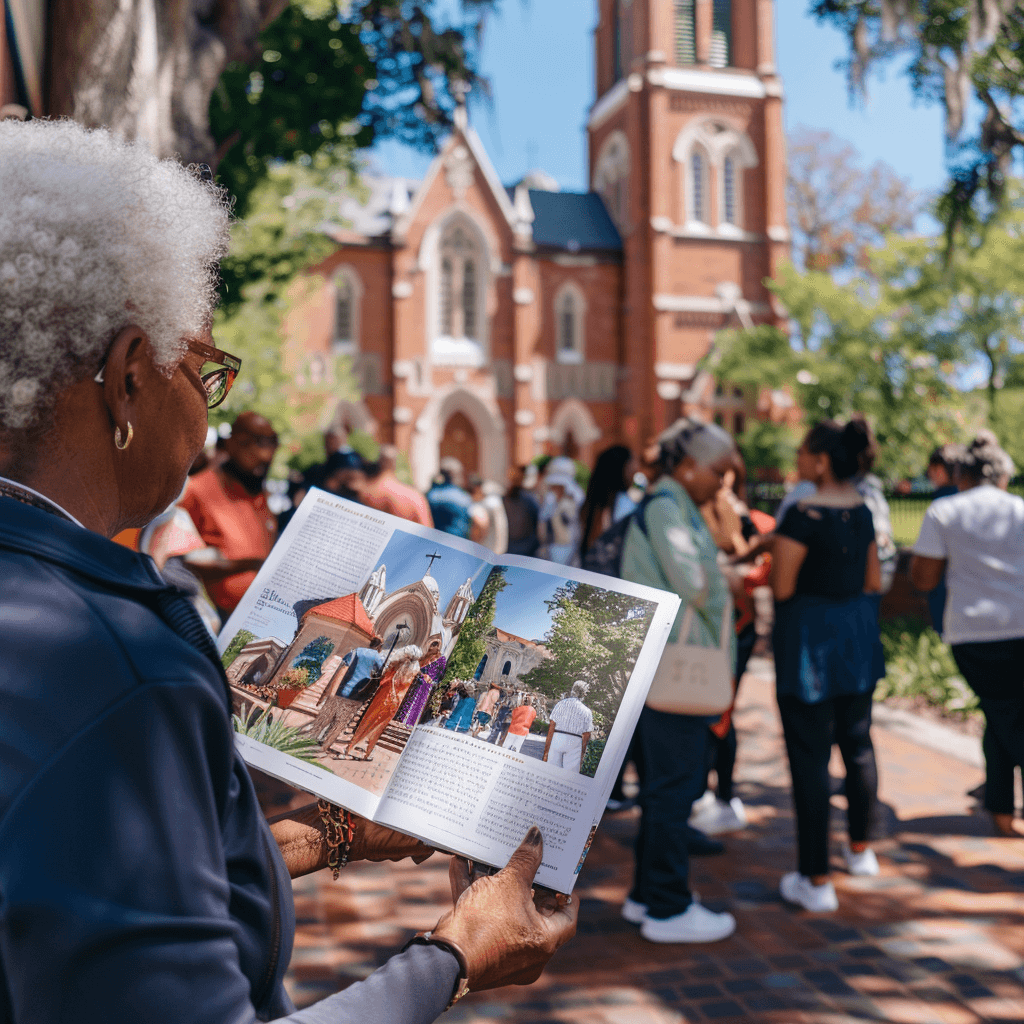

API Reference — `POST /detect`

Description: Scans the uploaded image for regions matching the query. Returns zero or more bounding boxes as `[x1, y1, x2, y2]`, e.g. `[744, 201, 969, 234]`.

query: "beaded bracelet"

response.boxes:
[316, 799, 354, 879]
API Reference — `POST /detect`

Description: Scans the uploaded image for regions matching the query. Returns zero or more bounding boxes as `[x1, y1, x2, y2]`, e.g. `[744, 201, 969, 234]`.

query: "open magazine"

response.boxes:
[218, 487, 680, 893]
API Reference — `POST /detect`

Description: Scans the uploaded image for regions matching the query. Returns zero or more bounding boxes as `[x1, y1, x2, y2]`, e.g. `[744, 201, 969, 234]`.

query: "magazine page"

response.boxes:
[372, 555, 680, 893]
[217, 488, 495, 819]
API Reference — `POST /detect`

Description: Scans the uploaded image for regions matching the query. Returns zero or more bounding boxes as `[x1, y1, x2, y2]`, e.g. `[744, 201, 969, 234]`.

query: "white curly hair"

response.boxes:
[0, 119, 232, 432]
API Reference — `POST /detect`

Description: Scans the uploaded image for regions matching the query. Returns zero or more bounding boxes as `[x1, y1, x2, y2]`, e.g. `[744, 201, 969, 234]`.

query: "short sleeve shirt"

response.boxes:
[913, 485, 1024, 645]
[179, 468, 277, 613]
[508, 705, 537, 735]
[777, 502, 875, 600]
[549, 697, 594, 735]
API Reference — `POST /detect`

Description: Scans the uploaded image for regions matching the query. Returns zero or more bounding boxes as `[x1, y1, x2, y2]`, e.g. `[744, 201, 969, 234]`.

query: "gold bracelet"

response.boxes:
[316, 799, 354, 880]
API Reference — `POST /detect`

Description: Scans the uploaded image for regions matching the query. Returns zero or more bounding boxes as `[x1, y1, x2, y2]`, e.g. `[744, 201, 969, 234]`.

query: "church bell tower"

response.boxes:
[588, 0, 788, 445]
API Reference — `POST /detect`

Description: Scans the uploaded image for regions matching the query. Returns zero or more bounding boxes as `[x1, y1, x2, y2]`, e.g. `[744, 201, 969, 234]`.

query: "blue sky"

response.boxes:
[372, 531, 489, 609]
[366, 2, 949, 197]
[491, 566, 566, 642]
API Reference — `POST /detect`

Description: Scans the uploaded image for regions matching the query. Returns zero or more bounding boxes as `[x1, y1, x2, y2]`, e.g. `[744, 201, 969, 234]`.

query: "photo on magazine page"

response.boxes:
[422, 564, 660, 780]
[220, 526, 490, 802]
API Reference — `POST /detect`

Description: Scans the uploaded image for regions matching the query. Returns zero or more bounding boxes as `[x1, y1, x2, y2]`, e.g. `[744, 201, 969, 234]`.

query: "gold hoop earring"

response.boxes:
[114, 422, 134, 451]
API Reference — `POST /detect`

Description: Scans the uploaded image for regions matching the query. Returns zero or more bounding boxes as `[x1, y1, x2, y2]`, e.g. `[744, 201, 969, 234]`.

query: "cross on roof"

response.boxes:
[424, 551, 443, 574]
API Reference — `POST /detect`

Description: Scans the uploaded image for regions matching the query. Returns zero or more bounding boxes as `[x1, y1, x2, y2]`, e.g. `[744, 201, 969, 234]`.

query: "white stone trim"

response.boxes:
[513, 363, 534, 383]
[650, 215, 673, 233]
[514, 409, 535, 426]
[394, 127, 520, 241]
[391, 280, 413, 299]
[586, 78, 629, 130]
[548, 399, 602, 448]
[409, 386, 508, 491]
[647, 67, 767, 98]
[656, 381, 682, 400]
[552, 254, 598, 267]
[764, 79, 784, 98]
[767, 225, 791, 243]
[393, 406, 413, 424]
[653, 293, 770, 315]
[627, 73, 644, 92]
[513, 287, 535, 305]
[655, 362, 697, 381]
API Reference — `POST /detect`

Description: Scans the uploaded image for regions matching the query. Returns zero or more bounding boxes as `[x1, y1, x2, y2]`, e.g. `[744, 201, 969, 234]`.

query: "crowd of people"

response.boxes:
[3, 119, 1023, 1024]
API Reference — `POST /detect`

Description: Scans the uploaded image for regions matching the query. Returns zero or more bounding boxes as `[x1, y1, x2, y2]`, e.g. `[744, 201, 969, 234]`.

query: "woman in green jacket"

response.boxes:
[620, 418, 740, 944]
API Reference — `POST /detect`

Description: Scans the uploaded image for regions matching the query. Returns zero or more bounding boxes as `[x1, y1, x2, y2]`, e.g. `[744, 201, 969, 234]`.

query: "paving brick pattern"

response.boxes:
[284, 660, 1024, 1023]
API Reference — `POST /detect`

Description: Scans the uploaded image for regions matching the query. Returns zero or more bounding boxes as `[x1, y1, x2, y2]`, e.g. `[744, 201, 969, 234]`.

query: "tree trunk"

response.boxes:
[46, 0, 288, 166]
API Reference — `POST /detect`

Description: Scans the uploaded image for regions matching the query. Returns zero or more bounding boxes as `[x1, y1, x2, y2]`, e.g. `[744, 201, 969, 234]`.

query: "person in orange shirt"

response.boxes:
[360, 444, 434, 527]
[179, 411, 279, 616]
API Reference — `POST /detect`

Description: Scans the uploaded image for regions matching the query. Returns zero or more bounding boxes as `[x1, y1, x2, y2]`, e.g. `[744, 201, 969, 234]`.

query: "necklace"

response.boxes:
[0, 479, 74, 523]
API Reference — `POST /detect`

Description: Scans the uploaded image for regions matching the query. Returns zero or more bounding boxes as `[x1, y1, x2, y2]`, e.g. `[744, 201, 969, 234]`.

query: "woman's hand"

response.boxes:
[431, 827, 578, 990]
[269, 803, 433, 878]
[350, 818, 435, 864]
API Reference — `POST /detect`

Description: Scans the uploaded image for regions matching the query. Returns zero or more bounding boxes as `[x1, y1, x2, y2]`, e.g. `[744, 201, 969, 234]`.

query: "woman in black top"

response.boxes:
[771, 420, 883, 913]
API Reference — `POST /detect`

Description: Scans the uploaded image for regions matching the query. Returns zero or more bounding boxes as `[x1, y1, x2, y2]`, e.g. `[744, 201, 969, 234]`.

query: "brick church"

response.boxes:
[287, 0, 789, 490]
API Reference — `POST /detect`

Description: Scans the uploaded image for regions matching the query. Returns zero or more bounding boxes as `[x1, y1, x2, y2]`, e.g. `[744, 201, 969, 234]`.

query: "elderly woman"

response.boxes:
[0, 120, 575, 1024]
[911, 433, 1024, 838]
[618, 418, 739, 945]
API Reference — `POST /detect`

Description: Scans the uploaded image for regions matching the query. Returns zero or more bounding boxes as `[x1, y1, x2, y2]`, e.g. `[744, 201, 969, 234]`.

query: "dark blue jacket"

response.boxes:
[0, 498, 295, 1022]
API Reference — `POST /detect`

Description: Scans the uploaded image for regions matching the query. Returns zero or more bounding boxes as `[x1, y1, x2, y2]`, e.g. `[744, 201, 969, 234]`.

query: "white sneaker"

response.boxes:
[621, 897, 648, 924]
[843, 844, 880, 876]
[689, 796, 748, 836]
[641, 901, 737, 943]
[779, 872, 839, 912]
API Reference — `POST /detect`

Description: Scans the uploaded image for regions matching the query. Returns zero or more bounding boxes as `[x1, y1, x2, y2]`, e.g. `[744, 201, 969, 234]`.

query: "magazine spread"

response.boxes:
[218, 488, 680, 893]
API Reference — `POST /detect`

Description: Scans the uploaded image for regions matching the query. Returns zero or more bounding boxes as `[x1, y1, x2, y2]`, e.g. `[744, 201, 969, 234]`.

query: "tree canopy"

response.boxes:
[788, 126, 920, 272]
[444, 567, 509, 681]
[212, 0, 497, 219]
[520, 583, 656, 735]
[812, 0, 1024, 239]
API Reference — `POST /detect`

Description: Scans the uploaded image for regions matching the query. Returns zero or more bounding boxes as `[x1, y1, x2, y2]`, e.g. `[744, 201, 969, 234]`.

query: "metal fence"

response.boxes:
[748, 480, 1024, 548]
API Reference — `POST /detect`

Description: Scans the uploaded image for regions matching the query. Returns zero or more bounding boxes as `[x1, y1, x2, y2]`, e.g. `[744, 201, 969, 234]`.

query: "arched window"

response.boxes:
[439, 257, 454, 336]
[673, 120, 757, 234]
[501, 660, 512, 676]
[691, 149, 709, 224]
[722, 155, 737, 225]
[554, 283, 586, 363]
[593, 131, 630, 233]
[474, 655, 488, 680]
[462, 256, 477, 340]
[710, 0, 731, 67]
[437, 224, 480, 342]
[675, 0, 695, 64]
[332, 267, 362, 353]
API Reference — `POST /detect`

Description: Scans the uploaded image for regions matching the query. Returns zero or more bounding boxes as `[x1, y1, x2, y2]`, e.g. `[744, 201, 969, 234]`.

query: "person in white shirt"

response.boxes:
[910, 433, 1024, 838]
[543, 681, 594, 772]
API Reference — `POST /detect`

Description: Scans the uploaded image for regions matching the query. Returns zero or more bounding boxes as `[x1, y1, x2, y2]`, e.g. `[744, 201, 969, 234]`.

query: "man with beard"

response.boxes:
[180, 412, 280, 617]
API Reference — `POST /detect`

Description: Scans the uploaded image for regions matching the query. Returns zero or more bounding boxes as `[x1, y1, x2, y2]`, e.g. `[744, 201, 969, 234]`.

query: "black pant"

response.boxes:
[629, 707, 708, 918]
[951, 640, 1024, 815]
[609, 722, 646, 802]
[776, 691, 878, 878]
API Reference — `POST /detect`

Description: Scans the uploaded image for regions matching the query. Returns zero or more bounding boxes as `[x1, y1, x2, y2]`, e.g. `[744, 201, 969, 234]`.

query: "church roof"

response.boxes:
[304, 594, 376, 637]
[504, 188, 622, 253]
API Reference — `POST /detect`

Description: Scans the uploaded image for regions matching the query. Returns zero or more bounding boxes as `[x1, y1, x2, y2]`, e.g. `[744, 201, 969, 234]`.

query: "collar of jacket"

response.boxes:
[0, 495, 171, 596]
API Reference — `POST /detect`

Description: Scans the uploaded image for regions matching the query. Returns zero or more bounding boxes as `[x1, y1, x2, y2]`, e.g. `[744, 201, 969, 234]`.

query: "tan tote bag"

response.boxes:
[645, 603, 734, 716]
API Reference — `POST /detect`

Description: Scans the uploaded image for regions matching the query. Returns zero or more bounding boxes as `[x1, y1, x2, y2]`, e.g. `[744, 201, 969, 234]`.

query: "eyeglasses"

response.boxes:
[187, 339, 241, 409]
[93, 338, 241, 410]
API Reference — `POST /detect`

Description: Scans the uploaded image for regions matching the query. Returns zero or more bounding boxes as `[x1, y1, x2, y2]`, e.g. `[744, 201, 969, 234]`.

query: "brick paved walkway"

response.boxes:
[285, 659, 1024, 1024]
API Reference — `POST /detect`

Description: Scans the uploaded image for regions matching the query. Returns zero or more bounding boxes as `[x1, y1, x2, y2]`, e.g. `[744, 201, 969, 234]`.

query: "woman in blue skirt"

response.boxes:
[772, 420, 884, 912]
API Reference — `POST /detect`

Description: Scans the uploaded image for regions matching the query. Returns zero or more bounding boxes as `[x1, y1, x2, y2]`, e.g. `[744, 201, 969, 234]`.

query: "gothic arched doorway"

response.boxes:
[440, 411, 480, 476]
